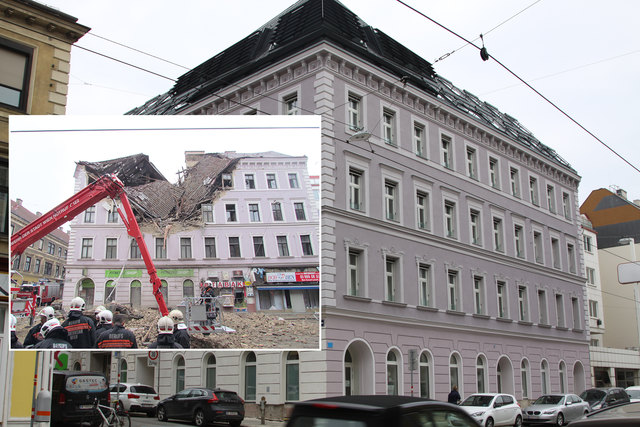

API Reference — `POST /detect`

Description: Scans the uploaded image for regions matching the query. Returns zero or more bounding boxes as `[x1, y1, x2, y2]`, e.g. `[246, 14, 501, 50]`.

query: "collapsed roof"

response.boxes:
[79, 152, 243, 228]
[126, 0, 574, 172]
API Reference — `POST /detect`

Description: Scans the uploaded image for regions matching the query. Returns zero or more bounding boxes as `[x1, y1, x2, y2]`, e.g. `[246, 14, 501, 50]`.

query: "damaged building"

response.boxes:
[62, 150, 319, 313]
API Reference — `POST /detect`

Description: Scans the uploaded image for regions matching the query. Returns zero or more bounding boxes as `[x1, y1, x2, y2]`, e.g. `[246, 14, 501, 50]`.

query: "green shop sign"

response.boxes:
[105, 269, 143, 278]
[158, 269, 194, 278]
[105, 269, 194, 278]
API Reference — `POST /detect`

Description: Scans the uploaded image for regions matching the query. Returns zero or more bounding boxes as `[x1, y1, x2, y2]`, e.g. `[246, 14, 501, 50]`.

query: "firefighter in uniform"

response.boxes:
[148, 316, 183, 349]
[95, 309, 114, 337]
[96, 313, 137, 349]
[93, 305, 106, 325]
[35, 318, 72, 349]
[62, 297, 96, 348]
[10, 314, 24, 349]
[169, 309, 190, 349]
[23, 306, 55, 347]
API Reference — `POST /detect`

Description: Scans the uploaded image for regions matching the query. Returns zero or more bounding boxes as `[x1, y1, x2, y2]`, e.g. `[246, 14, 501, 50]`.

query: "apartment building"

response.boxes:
[130, 0, 590, 402]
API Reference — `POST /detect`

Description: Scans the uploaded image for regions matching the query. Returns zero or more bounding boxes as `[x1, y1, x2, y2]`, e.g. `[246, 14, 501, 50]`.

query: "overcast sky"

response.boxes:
[9, 115, 320, 216]
[15, 0, 640, 207]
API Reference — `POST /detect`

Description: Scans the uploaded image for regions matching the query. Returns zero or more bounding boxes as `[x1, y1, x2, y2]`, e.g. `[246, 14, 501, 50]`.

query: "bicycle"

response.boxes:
[94, 398, 131, 427]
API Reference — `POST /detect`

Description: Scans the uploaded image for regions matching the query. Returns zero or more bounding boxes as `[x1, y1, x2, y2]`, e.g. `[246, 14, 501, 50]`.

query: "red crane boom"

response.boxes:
[11, 174, 169, 316]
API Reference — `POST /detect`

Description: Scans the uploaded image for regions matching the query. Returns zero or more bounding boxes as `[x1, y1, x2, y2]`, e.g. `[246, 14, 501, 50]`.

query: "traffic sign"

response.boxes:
[618, 262, 640, 284]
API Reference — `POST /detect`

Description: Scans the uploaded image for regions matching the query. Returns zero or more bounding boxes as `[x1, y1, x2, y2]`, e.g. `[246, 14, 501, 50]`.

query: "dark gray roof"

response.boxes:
[127, 0, 573, 172]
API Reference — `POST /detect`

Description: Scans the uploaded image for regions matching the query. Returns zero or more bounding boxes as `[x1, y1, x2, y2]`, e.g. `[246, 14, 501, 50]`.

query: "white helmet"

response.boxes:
[70, 297, 85, 311]
[38, 306, 55, 320]
[10, 314, 17, 332]
[94, 305, 106, 316]
[157, 316, 174, 334]
[98, 310, 113, 324]
[169, 309, 184, 323]
[41, 318, 62, 338]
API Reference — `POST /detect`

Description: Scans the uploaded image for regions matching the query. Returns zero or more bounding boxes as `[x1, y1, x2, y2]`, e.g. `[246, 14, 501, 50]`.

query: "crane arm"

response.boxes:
[11, 174, 169, 316]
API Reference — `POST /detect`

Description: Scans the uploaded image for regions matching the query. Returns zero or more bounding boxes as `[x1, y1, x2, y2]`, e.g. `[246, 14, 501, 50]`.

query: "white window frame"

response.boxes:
[293, 201, 307, 221]
[551, 235, 561, 270]
[345, 87, 366, 133]
[555, 292, 566, 328]
[489, 157, 500, 189]
[497, 280, 508, 319]
[202, 203, 214, 223]
[418, 263, 434, 307]
[244, 173, 256, 189]
[346, 156, 369, 214]
[572, 297, 581, 329]
[441, 132, 454, 169]
[248, 203, 261, 222]
[266, 173, 278, 189]
[180, 236, 192, 259]
[414, 120, 427, 158]
[383, 177, 400, 223]
[538, 288, 548, 325]
[282, 90, 299, 115]
[382, 107, 397, 146]
[562, 192, 572, 220]
[509, 166, 521, 198]
[473, 275, 486, 315]
[288, 173, 299, 189]
[346, 241, 368, 297]
[547, 184, 557, 214]
[492, 215, 505, 253]
[529, 175, 540, 206]
[81, 237, 94, 259]
[469, 207, 482, 246]
[384, 255, 400, 302]
[253, 235, 266, 258]
[300, 234, 314, 256]
[567, 242, 577, 273]
[518, 284, 529, 322]
[105, 237, 118, 259]
[416, 190, 430, 231]
[465, 143, 478, 179]
[225, 203, 238, 223]
[447, 269, 460, 311]
[533, 228, 544, 264]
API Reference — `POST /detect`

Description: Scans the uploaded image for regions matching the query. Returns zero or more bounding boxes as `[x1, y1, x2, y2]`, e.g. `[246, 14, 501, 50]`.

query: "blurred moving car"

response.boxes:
[286, 395, 480, 427]
[578, 388, 630, 411]
[459, 393, 523, 427]
[109, 383, 159, 416]
[522, 394, 589, 425]
[624, 386, 640, 403]
[156, 388, 244, 427]
[565, 401, 640, 426]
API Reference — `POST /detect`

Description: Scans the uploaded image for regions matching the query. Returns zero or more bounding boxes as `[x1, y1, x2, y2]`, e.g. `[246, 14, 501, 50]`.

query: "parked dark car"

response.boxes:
[156, 388, 244, 427]
[566, 401, 640, 426]
[51, 370, 110, 427]
[286, 395, 481, 427]
[578, 388, 630, 411]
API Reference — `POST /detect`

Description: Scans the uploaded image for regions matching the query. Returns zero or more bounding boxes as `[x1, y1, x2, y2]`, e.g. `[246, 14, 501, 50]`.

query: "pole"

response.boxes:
[30, 352, 40, 427]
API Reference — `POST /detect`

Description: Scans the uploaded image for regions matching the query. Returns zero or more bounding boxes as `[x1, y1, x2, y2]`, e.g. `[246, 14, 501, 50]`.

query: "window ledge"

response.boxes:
[344, 295, 372, 303]
[556, 326, 569, 331]
[179, 258, 195, 261]
[572, 328, 584, 333]
[472, 313, 490, 320]
[446, 309, 466, 316]
[203, 257, 220, 260]
[417, 305, 438, 312]
[382, 300, 407, 308]
[496, 317, 513, 323]
[279, 256, 295, 259]
[127, 258, 143, 261]
[538, 323, 552, 329]
[518, 320, 533, 326]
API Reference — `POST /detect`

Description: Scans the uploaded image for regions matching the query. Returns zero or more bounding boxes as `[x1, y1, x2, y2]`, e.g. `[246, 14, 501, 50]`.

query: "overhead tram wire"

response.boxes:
[433, 0, 544, 64]
[396, 0, 640, 176]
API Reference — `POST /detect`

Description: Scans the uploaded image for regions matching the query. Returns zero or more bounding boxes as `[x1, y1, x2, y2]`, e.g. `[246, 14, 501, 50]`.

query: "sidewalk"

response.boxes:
[242, 416, 287, 426]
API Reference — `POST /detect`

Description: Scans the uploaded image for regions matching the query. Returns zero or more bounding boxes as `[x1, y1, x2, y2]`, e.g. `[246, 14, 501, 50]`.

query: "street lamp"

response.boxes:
[618, 237, 640, 350]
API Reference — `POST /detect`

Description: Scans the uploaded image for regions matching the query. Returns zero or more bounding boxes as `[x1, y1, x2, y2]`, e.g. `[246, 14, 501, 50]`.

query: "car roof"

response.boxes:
[295, 395, 454, 411]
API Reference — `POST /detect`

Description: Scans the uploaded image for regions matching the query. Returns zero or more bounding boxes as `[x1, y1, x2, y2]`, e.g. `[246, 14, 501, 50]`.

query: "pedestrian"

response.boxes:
[169, 309, 190, 349]
[62, 297, 96, 348]
[148, 316, 183, 349]
[96, 313, 137, 349]
[23, 306, 55, 347]
[95, 310, 114, 337]
[10, 314, 24, 349]
[35, 318, 72, 349]
[448, 385, 461, 404]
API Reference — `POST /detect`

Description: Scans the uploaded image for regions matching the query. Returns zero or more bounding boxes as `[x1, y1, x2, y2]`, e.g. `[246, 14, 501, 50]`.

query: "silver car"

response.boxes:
[522, 394, 589, 425]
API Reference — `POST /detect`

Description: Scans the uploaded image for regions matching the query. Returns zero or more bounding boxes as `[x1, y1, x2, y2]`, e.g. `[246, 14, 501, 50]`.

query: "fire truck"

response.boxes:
[11, 174, 169, 319]
[15, 281, 62, 307]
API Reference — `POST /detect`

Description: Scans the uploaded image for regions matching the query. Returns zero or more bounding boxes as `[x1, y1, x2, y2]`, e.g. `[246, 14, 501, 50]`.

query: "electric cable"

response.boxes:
[396, 0, 640, 175]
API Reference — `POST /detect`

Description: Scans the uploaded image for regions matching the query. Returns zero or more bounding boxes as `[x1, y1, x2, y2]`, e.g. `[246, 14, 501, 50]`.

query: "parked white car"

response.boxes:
[459, 393, 523, 427]
[522, 394, 590, 425]
[109, 383, 159, 416]
[626, 386, 640, 403]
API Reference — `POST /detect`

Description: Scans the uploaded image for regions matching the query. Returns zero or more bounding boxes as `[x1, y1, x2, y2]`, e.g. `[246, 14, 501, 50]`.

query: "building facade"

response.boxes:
[63, 151, 319, 313]
[10, 198, 69, 285]
[131, 0, 590, 404]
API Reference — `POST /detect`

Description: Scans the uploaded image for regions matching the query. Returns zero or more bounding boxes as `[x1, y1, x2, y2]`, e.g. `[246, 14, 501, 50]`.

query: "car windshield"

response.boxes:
[627, 390, 640, 399]
[460, 395, 494, 407]
[131, 386, 156, 394]
[214, 391, 239, 400]
[580, 390, 606, 403]
[534, 395, 563, 405]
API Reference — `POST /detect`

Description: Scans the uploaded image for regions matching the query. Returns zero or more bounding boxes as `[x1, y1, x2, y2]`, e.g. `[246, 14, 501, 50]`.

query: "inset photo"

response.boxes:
[9, 114, 320, 350]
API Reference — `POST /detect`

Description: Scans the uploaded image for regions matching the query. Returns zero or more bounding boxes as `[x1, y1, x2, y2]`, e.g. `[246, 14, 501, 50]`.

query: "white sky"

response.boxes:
[9, 115, 321, 215]
[18, 0, 640, 206]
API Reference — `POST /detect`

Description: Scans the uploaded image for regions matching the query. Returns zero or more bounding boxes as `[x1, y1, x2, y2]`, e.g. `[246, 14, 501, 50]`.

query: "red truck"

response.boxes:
[16, 281, 62, 307]
[11, 174, 169, 318]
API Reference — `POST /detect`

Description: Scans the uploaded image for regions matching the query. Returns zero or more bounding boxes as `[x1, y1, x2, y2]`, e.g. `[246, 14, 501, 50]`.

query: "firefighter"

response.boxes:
[93, 305, 106, 325]
[35, 318, 72, 349]
[169, 309, 190, 349]
[96, 313, 137, 349]
[23, 306, 55, 347]
[62, 297, 96, 348]
[95, 309, 114, 337]
[148, 316, 183, 349]
[10, 314, 24, 349]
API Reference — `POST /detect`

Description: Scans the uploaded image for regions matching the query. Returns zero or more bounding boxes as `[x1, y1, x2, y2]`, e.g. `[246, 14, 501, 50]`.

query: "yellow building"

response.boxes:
[1, 1, 88, 425]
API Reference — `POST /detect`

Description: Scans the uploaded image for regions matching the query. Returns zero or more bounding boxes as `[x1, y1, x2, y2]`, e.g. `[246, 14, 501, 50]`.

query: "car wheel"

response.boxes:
[194, 408, 205, 427]
[485, 417, 494, 427]
[157, 405, 167, 422]
[556, 413, 564, 426]
[514, 415, 523, 427]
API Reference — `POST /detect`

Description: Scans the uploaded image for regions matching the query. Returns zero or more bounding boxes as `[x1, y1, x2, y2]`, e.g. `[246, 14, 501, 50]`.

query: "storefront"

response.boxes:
[255, 271, 319, 312]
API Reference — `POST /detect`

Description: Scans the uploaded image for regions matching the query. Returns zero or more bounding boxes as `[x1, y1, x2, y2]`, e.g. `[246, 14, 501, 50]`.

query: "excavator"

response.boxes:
[11, 174, 169, 318]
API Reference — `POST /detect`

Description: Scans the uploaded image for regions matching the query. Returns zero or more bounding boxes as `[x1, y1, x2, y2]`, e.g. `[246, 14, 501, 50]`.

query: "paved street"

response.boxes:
[130, 413, 286, 426]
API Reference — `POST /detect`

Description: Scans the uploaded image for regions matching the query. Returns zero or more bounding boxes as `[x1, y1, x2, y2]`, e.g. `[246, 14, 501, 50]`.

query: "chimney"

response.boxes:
[185, 150, 205, 168]
[36, 212, 42, 217]
[16, 198, 22, 206]
[616, 188, 628, 200]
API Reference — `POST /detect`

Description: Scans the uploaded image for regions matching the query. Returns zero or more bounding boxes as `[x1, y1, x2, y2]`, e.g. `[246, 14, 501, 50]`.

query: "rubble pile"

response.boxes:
[14, 307, 320, 349]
